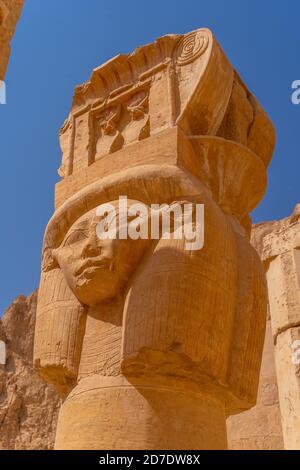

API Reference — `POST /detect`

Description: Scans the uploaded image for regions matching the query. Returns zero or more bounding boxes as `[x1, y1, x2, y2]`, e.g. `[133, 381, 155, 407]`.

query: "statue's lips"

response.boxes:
[75, 259, 110, 277]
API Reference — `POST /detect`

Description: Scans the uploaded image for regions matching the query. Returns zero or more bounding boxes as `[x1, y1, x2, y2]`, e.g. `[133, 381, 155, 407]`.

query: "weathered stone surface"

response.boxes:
[228, 205, 300, 450]
[0, 318, 5, 342]
[227, 318, 284, 450]
[0, 0, 23, 80]
[0, 292, 61, 450]
[33, 28, 274, 450]
[262, 205, 300, 449]
[227, 221, 285, 450]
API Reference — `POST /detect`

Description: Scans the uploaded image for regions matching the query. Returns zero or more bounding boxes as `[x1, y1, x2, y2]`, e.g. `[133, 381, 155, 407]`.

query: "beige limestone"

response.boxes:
[0, 292, 61, 450]
[33, 28, 275, 450]
[227, 317, 284, 450]
[0, 0, 23, 81]
[228, 206, 300, 450]
[227, 222, 284, 450]
[263, 205, 300, 449]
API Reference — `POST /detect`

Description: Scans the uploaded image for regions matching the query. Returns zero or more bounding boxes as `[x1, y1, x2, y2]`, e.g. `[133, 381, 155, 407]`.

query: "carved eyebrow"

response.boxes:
[76, 217, 91, 227]
[62, 227, 89, 246]
[68, 216, 91, 231]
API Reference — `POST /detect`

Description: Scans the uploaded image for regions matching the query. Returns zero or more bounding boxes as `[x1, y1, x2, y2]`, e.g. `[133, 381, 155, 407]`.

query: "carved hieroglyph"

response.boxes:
[0, 0, 23, 81]
[34, 28, 275, 450]
[263, 206, 300, 450]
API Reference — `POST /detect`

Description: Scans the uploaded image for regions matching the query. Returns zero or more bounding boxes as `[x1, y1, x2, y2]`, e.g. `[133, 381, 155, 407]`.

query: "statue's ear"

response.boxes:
[42, 247, 59, 272]
[34, 266, 87, 397]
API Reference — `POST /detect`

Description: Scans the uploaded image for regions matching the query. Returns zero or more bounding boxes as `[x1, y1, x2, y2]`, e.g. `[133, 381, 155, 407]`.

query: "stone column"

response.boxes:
[263, 206, 300, 449]
[34, 28, 275, 450]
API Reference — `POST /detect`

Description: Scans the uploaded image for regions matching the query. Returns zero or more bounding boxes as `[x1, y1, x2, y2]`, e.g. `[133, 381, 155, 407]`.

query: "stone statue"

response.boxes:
[34, 28, 275, 449]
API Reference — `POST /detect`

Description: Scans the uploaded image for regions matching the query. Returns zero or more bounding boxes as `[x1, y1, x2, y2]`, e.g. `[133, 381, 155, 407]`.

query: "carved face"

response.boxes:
[52, 201, 149, 306]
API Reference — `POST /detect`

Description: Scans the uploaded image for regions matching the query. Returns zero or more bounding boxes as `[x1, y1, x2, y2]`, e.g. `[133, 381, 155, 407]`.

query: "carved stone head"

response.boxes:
[51, 200, 150, 306]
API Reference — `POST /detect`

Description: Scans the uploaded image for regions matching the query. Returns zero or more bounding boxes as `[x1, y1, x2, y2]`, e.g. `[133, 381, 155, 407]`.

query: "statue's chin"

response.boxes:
[73, 271, 121, 306]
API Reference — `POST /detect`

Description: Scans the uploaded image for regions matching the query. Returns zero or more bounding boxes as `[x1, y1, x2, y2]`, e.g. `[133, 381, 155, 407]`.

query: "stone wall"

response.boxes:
[262, 204, 300, 449]
[228, 206, 300, 449]
[227, 318, 284, 449]
[227, 221, 285, 449]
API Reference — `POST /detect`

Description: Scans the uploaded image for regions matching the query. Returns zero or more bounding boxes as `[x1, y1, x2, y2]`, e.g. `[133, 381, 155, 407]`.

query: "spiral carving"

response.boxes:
[175, 31, 209, 66]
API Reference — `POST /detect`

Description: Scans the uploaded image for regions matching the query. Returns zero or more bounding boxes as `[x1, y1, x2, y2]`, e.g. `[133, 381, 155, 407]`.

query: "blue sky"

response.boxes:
[0, 0, 299, 313]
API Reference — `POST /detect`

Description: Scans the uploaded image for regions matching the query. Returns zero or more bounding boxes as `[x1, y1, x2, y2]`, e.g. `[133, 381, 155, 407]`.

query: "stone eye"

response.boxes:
[62, 229, 88, 247]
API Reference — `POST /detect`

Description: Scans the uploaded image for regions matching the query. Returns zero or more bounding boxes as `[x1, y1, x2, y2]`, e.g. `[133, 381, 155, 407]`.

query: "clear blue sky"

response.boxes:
[0, 0, 299, 313]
